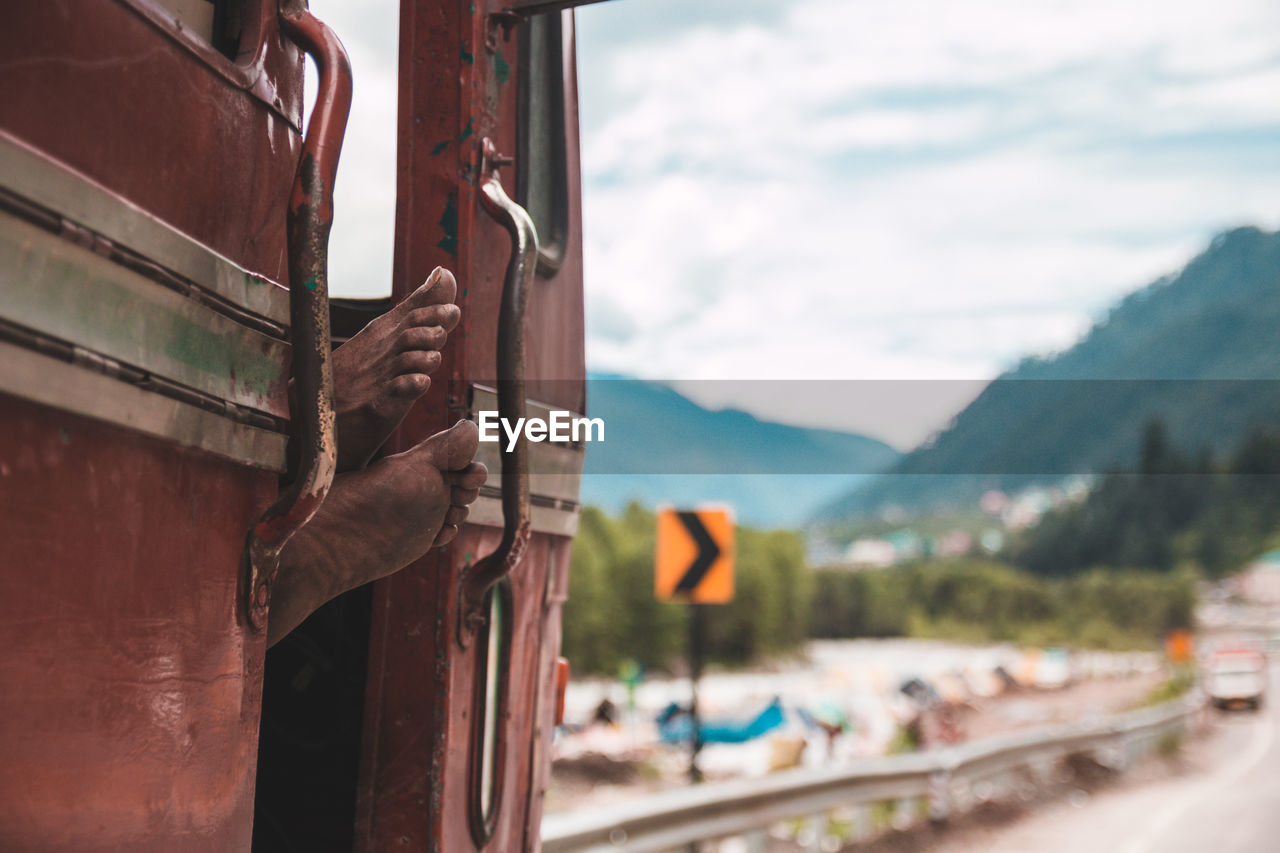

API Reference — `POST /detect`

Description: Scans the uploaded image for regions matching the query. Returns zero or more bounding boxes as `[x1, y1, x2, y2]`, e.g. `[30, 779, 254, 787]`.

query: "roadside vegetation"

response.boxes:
[808, 560, 1195, 652]
[563, 508, 1193, 676]
[1133, 667, 1197, 710]
[562, 504, 810, 676]
[562, 424, 1278, 676]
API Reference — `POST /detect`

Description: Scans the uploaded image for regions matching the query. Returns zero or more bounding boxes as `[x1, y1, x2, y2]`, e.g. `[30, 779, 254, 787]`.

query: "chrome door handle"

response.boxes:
[457, 138, 538, 647]
[244, 3, 351, 632]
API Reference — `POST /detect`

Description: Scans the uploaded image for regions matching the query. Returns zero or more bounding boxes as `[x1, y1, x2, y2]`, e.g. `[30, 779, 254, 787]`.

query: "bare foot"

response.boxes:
[267, 419, 487, 646]
[330, 267, 462, 472]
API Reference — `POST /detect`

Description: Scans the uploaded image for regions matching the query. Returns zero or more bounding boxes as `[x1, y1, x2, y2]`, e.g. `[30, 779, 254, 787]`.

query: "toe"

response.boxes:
[455, 461, 488, 488]
[399, 325, 448, 352]
[440, 303, 462, 331]
[444, 504, 469, 526]
[451, 484, 481, 505]
[431, 268, 458, 304]
[388, 373, 430, 399]
[399, 267, 442, 309]
[406, 304, 461, 334]
[403, 267, 457, 309]
[434, 524, 460, 547]
[418, 419, 480, 470]
[396, 349, 443, 376]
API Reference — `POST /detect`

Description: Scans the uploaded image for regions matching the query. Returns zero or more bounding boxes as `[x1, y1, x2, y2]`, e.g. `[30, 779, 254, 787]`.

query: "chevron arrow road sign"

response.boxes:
[655, 507, 735, 604]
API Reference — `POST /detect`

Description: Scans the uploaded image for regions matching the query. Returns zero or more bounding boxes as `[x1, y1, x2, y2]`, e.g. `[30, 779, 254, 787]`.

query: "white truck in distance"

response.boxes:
[1205, 648, 1267, 711]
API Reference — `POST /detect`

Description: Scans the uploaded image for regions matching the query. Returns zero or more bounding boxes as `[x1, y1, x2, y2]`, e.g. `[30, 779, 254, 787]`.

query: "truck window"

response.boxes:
[518, 12, 570, 273]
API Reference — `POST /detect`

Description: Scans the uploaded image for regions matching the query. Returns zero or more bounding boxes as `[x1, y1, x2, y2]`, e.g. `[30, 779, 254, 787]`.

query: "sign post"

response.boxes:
[655, 506, 735, 786]
[688, 603, 705, 784]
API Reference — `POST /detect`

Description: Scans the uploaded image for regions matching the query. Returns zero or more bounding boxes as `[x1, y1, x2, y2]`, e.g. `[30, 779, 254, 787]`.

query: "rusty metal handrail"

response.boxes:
[244, 2, 351, 633]
[457, 138, 538, 647]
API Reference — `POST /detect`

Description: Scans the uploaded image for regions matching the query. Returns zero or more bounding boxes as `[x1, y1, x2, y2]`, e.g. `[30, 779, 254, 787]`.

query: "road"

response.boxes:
[930, 674, 1280, 853]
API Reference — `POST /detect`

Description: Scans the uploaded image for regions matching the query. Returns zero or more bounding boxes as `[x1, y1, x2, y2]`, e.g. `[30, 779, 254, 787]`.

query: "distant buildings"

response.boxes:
[980, 478, 1091, 530]
[812, 477, 1091, 570]
[837, 527, 991, 569]
[842, 538, 896, 568]
[1237, 550, 1280, 605]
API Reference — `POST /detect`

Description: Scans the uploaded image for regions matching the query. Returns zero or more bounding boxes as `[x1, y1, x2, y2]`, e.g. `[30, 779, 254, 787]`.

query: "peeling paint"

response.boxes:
[430, 140, 450, 156]
[493, 51, 510, 85]
[436, 194, 458, 256]
[459, 118, 474, 143]
[460, 42, 474, 65]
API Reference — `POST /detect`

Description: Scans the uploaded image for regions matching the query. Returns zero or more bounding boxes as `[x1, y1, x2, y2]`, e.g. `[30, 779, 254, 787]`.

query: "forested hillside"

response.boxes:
[1008, 422, 1280, 578]
[821, 227, 1280, 520]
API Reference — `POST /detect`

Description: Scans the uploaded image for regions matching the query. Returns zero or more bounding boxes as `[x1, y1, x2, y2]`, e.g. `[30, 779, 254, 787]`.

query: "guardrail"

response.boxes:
[542, 694, 1202, 853]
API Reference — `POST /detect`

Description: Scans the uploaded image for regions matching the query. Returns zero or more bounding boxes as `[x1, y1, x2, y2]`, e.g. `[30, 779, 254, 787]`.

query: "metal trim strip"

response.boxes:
[469, 386, 585, 500]
[468, 496, 579, 537]
[470, 442, 585, 502]
[0, 211, 289, 419]
[469, 385, 583, 536]
[0, 340, 287, 471]
[0, 130, 291, 325]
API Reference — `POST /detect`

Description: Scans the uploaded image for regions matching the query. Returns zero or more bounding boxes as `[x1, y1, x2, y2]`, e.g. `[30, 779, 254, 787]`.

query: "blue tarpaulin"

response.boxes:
[656, 698, 785, 745]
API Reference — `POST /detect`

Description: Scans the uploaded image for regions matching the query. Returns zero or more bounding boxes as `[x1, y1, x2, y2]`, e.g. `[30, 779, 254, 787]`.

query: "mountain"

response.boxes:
[578, 376, 900, 527]
[818, 226, 1280, 520]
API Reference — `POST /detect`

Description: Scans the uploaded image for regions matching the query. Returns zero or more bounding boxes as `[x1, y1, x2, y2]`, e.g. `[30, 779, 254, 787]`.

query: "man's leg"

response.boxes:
[267, 419, 486, 647]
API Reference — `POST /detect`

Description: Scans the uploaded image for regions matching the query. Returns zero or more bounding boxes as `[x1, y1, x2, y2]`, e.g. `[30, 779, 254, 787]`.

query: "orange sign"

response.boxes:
[1165, 629, 1193, 664]
[655, 507, 735, 603]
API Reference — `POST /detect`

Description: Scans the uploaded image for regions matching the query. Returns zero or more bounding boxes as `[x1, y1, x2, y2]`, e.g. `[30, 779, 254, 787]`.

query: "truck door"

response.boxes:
[0, 2, 307, 849]
[354, 3, 587, 851]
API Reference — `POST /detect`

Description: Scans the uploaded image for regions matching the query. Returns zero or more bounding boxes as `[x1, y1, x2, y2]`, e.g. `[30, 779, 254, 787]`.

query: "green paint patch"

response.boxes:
[431, 140, 450, 156]
[493, 52, 510, 85]
[304, 274, 319, 291]
[459, 118, 474, 143]
[461, 42, 474, 65]
[1, 221, 287, 413]
[436, 194, 458, 256]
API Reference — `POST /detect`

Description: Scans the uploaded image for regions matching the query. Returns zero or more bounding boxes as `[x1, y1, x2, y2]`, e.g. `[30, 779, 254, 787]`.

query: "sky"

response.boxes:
[314, 0, 1280, 448]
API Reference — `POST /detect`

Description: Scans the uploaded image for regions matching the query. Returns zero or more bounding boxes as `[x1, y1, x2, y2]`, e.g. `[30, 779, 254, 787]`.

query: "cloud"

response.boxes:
[309, 0, 400, 299]
[307, 0, 1280, 444]
[575, 0, 1280, 443]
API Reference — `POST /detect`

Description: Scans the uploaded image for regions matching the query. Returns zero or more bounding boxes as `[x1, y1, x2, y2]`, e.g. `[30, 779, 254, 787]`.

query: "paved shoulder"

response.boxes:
[927, 690, 1275, 853]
